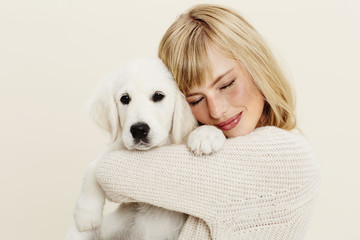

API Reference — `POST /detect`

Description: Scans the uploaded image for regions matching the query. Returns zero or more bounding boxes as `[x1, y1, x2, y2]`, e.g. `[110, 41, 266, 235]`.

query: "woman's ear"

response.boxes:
[85, 76, 121, 143]
[171, 90, 197, 144]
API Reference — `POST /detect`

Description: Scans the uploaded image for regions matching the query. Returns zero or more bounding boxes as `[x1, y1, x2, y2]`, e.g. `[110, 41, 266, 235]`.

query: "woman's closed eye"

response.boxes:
[220, 79, 235, 90]
[189, 97, 204, 106]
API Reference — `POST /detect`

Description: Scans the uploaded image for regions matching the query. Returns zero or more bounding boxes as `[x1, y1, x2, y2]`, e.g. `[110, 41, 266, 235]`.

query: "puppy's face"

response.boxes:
[88, 58, 197, 150]
[113, 60, 178, 150]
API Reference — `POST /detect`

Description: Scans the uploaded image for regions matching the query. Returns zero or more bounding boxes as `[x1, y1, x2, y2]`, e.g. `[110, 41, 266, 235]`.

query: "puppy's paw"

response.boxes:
[73, 198, 103, 232]
[187, 125, 226, 155]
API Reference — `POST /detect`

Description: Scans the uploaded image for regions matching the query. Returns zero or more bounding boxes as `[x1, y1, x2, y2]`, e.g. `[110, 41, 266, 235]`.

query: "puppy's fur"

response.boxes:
[68, 58, 198, 240]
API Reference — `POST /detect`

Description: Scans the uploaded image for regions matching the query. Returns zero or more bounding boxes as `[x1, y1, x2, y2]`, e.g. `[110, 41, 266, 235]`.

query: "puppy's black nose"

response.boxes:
[130, 122, 150, 140]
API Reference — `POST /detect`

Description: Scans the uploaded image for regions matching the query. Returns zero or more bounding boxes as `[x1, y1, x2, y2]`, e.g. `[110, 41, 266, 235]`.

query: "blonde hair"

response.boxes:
[158, 4, 296, 130]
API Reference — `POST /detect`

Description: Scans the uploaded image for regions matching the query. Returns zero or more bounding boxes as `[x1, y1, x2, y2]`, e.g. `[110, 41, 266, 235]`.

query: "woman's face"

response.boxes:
[186, 46, 265, 137]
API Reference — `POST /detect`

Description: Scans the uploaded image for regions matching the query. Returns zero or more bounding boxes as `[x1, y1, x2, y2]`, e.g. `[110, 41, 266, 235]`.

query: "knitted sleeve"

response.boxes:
[96, 126, 321, 240]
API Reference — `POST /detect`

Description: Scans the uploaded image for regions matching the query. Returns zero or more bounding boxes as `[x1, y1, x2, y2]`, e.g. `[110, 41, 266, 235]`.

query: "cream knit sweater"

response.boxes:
[96, 126, 321, 240]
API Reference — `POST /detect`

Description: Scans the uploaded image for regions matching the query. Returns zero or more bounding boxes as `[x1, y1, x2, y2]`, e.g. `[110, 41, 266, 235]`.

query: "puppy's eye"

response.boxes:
[152, 92, 165, 102]
[120, 94, 131, 104]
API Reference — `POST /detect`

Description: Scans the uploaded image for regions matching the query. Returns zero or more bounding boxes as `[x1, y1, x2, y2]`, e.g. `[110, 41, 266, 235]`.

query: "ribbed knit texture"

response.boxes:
[96, 126, 321, 240]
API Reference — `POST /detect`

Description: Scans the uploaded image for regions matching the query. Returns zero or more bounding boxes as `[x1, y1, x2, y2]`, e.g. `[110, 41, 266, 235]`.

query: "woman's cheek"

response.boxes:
[229, 84, 245, 105]
[192, 106, 210, 125]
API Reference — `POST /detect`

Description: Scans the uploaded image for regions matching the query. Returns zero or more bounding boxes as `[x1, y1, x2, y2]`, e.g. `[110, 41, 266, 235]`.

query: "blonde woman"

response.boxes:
[96, 4, 320, 239]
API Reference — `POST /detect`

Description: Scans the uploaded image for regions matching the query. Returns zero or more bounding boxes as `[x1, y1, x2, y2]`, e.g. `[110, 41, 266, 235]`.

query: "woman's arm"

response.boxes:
[96, 126, 321, 238]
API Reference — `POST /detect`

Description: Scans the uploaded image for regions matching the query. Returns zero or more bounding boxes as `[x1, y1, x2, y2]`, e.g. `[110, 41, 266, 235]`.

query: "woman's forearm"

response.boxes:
[97, 143, 222, 222]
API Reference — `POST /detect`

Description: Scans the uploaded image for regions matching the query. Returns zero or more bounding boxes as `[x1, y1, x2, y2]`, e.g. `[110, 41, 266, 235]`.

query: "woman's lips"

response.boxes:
[216, 112, 242, 131]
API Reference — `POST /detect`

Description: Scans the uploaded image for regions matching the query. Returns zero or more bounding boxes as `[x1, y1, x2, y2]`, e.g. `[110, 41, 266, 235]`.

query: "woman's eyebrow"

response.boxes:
[186, 92, 199, 97]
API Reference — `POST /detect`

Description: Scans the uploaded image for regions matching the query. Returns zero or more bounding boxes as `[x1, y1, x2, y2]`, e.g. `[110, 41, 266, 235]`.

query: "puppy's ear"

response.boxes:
[171, 90, 197, 144]
[86, 75, 120, 143]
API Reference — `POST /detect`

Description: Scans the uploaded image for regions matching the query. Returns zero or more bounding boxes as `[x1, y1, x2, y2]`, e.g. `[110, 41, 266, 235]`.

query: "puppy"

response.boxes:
[67, 58, 225, 240]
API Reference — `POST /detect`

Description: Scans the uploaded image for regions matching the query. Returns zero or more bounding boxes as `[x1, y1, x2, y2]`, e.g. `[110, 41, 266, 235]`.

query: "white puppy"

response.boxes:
[68, 58, 225, 240]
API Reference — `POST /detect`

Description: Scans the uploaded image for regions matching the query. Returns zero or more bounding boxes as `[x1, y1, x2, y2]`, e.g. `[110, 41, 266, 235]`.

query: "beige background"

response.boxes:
[1, 0, 359, 239]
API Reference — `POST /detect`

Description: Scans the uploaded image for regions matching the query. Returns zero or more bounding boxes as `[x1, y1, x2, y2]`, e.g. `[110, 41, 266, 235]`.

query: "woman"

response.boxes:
[96, 4, 320, 240]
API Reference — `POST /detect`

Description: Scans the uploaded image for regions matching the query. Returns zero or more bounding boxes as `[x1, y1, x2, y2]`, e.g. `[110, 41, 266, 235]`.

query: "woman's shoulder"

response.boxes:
[226, 126, 315, 161]
[224, 126, 320, 186]
[229, 126, 308, 145]
[251, 126, 303, 137]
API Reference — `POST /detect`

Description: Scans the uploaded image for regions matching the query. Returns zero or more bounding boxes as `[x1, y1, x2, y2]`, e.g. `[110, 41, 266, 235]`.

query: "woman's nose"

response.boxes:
[207, 95, 225, 119]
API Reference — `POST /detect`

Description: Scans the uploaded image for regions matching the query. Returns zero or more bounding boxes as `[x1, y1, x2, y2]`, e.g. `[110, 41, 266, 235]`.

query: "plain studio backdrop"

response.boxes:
[1, 0, 359, 239]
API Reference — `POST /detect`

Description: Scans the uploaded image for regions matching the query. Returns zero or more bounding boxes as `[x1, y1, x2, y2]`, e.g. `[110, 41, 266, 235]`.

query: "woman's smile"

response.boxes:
[215, 112, 242, 131]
